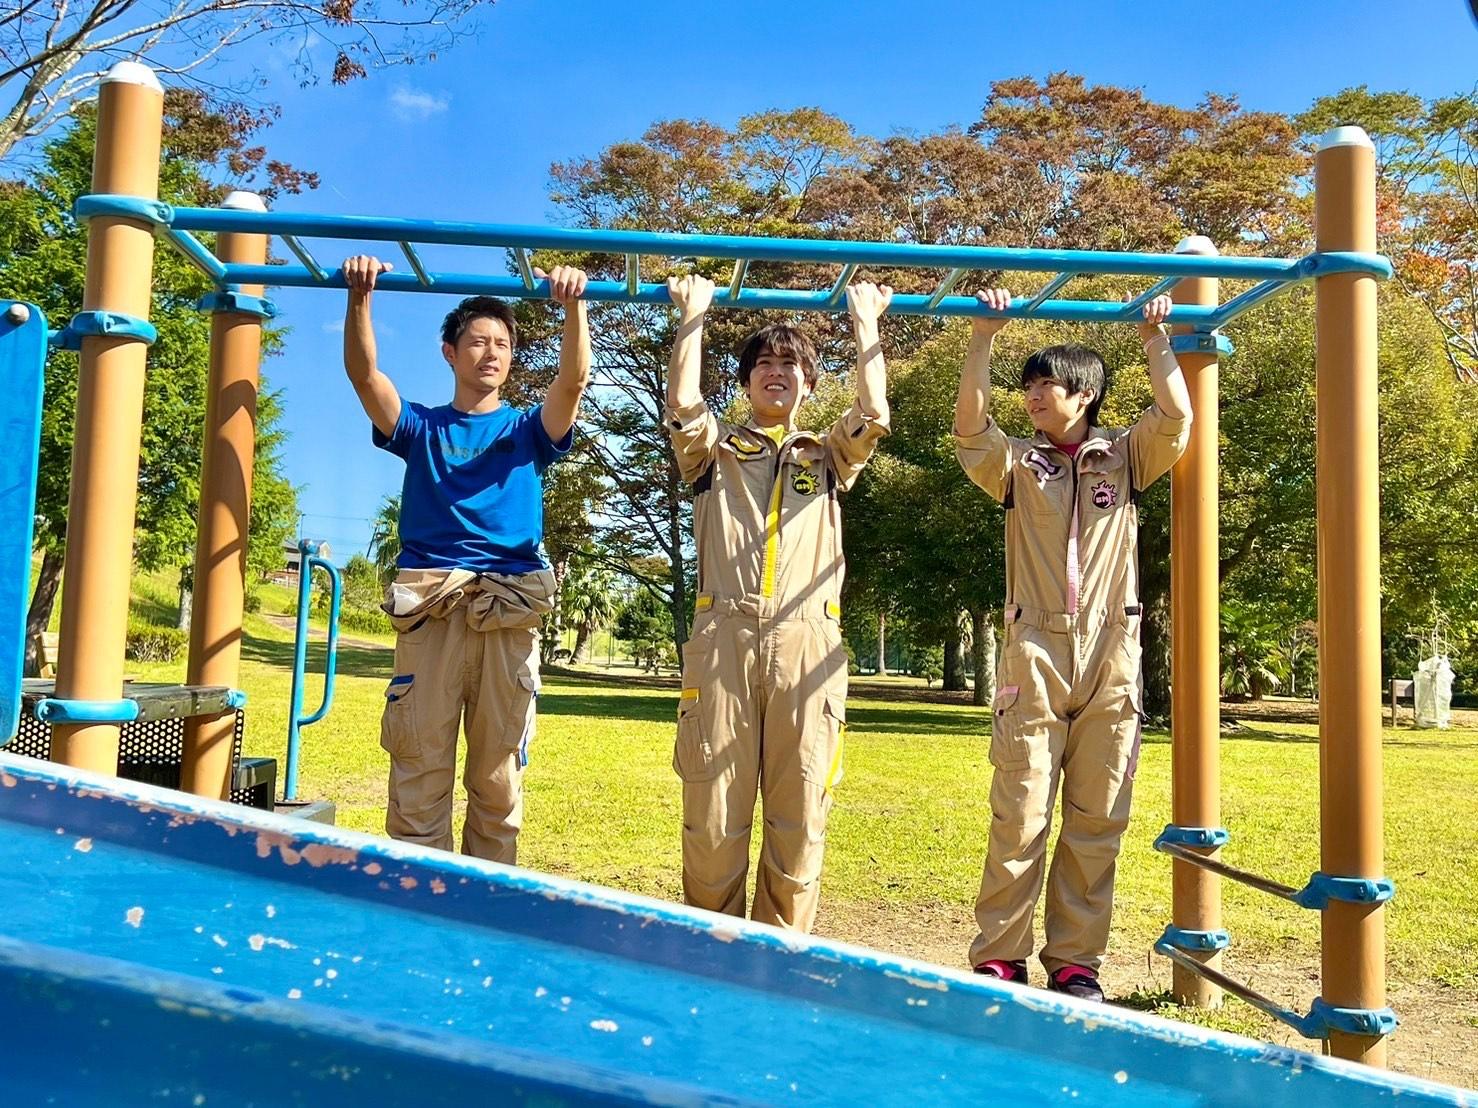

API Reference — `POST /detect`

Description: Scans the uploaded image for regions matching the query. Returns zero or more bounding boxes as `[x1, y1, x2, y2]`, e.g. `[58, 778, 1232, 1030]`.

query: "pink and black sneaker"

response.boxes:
[972, 959, 1028, 984]
[1047, 965, 1104, 1003]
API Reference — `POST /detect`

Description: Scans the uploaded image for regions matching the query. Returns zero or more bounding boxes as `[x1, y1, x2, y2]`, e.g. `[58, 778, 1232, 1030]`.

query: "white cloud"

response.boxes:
[390, 86, 450, 122]
[323, 318, 345, 333]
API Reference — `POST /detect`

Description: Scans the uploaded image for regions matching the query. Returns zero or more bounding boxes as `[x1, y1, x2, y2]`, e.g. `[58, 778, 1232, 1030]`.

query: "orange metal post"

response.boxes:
[181, 193, 270, 799]
[1168, 236, 1223, 1008]
[52, 63, 164, 773]
[1315, 126, 1387, 1067]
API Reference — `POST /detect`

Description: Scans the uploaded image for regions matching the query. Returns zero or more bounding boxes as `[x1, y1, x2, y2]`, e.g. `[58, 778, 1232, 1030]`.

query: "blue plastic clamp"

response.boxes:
[225, 689, 248, 710]
[197, 291, 277, 319]
[1307, 997, 1399, 1038]
[50, 311, 158, 350]
[1298, 251, 1394, 280]
[1156, 924, 1230, 952]
[1154, 824, 1231, 849]
[73, 194, 175, 228]
[1293, 872, 1395, 910]
[1170, 332, 1234, 357]
[34, 697, 140, 724]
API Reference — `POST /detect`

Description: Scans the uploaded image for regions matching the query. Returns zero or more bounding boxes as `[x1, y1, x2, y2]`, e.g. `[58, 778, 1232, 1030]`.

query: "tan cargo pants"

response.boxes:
[675, 596, 848, 932]
[968, 605, 1144, 974]
[379, 568, 554, 864]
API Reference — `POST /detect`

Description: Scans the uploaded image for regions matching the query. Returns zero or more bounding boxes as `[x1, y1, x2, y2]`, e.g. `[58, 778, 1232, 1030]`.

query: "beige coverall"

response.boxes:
[956, 405, 1188, 973]
[666, 398, 887, 931]
[379, 567, 555, 864]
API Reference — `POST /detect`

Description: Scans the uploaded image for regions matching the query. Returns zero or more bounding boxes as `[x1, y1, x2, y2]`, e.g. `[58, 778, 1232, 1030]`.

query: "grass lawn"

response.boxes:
[116, 573, 1478, 1088]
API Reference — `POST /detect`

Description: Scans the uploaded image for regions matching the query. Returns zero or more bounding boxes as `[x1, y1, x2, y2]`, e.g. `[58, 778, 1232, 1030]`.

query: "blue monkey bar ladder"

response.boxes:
[72, 193, 1390, 331]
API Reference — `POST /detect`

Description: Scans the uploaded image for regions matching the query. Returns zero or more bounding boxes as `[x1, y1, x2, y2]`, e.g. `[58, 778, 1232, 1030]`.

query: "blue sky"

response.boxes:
[236, 0, 1478, 561]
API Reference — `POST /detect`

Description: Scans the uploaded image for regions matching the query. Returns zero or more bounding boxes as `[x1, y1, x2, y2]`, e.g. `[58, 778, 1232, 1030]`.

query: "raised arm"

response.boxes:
[665, 274, 714, 411]
[342, 255, 402, 439]
[825, 282, 894, 490]
[539, 266, 591, 443]
[953, 287, 1013, 437]
[1136, 293, 1192, 422]
[663, 275, 720, 484]
[953, 288, 1015, 501]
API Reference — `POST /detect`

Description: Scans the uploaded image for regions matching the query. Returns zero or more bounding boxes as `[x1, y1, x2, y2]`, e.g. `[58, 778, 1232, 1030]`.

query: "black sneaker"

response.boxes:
[973, 959, 1028, 984]
[1047, 965, 1104, 1002]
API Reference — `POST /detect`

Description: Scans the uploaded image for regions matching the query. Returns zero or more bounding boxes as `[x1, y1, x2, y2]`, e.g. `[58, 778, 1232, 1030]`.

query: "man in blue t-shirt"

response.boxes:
[341, 254, 590, 864]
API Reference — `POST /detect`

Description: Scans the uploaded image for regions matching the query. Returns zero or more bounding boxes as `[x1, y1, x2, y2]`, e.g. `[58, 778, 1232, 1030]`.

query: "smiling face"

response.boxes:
[1020, 344, 1108, 444]
[746, 348, 812, 423]
[737, 324, 820, 429]
[443, 315, 513, 396]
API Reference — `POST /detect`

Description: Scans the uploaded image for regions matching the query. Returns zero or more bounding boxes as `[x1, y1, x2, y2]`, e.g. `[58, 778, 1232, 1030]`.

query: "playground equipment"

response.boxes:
[0, 754, 1470, 1107]
[0, 59, 1420, 1090]
[280, 538, 341, 820]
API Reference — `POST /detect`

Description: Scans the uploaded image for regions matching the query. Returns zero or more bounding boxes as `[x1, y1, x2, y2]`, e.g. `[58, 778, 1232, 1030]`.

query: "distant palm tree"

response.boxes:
[561, 553, 618, 664]
[369, 494, 402, 584]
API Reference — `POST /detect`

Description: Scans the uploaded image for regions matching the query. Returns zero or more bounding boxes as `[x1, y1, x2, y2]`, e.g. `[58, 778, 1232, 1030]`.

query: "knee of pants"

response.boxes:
[761, 781, 830, 884]
[1059, 794, 1131, 849]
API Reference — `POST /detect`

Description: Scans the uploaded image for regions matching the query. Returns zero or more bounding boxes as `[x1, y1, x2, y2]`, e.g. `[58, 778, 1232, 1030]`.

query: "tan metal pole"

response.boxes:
[181, 193, 270, 799]
[1315, 125, 1387, 1067]
[1168, 235, 1223, 1008]
[52, 63, 164, 773]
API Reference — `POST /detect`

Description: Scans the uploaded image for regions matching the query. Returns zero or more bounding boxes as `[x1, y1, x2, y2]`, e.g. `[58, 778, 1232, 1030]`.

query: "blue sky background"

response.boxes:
[235, 0, 1478, 561]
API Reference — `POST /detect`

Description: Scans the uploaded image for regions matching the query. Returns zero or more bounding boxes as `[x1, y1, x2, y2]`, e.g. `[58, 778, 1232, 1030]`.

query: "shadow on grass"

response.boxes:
[241, 632, 393, 681]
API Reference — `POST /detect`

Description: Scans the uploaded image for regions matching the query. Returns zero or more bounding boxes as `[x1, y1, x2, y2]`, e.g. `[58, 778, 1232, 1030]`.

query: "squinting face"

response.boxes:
[444, 316, 513, 393]
[1025, 375, 1094, 438]
[747, 350, 812, 421]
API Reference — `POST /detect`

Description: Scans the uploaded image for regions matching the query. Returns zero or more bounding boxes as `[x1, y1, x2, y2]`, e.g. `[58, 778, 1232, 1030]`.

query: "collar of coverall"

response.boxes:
[1032, 426, 1114, 468]
[744, 421, 822, 449]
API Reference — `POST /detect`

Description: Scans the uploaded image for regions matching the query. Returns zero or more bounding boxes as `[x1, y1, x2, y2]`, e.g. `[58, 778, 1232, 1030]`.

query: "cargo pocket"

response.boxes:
[505, 667, 540, 769]
[380, 674, 420, 760]
[990, 683, 1035, 771]
[673, 688, 720, 782]
[820, 693, 846, 794]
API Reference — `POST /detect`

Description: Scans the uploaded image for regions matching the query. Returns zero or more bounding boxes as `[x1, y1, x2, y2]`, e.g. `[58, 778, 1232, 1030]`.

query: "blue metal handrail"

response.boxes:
[285, 540, 341, 802]
[73, 193, 1393, 329]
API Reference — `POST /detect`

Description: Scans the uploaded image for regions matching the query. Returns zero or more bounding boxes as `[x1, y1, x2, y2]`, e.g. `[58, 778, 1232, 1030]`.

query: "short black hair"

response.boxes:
[737, 323, 821, 389]
[1021, 344, 1111, 427]
[441, 296, 518, 350]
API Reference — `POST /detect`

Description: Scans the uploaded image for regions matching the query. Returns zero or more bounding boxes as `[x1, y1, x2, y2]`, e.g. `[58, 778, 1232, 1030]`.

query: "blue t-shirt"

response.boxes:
[373, 400, 572, 574]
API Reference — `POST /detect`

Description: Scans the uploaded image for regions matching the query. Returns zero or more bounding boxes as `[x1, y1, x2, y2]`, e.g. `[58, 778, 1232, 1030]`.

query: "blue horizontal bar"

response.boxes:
[1209, 279, 1288, 327]
[34, 697, 139, 724]
[219, 264, 1226, 324]
[163, 229, 228, 284]
[161, 202, 1357, 281]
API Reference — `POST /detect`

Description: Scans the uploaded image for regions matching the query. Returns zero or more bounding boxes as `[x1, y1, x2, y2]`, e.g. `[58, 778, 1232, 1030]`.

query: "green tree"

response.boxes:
[0, 93, 304, 672]
[560, 550, 618, 664]
[368, 494, 402, 584]
[614, 589, 676, 675]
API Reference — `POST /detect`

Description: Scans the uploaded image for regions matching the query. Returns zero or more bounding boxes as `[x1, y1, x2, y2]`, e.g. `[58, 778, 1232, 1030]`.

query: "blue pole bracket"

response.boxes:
[1156, 924, 1231, 952]
[1154, 824, 1231, 849]
[1293, 872, 1395, 911]
[73, 194, 175, 228]
[50, 311, 158, 350]
[225, 689, 248, 710]
[1307, 997, 1400, 1038]
[1169, 333, 1234, 357]
[197, 291, 278, 319]
[34, 697, 140, 724]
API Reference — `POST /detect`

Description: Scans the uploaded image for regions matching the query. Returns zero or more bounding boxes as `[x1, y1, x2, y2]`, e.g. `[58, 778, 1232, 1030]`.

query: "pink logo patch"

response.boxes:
[1091, 480, 1118, 509]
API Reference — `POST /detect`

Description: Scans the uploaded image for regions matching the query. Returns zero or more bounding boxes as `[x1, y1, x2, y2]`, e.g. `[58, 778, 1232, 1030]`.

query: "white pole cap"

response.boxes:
[102, 61, 163, 93]
[1318, 126, 1374, 152]
[221, 190, 268, 212]
[1174, 235, 1218, 256]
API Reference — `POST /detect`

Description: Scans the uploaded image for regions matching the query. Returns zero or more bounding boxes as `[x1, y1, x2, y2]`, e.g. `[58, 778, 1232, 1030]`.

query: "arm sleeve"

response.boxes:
[662, 397, 721, 485]
[525, 403, 575, 474]
[371, 399, 421, 460]
[825, 401, 891, 492]
[1127, 403, 1192, 490]
[953, 418, 1015, 502]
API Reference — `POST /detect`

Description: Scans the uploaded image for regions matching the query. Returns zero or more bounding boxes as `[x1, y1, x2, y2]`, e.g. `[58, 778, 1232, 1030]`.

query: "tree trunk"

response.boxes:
[572, 619, 593, 664]
[176, 565, 192, 632]
[1142, 578, 1172, 722]
[971, 607, 993, 707]
[877, 611, 887, 676]
[23, 545, 63, 677]
[944, 619, 966, 691]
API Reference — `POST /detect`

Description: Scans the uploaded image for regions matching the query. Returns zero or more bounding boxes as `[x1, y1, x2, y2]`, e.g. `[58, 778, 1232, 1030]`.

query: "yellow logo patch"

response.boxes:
[790, 470, 820, 496]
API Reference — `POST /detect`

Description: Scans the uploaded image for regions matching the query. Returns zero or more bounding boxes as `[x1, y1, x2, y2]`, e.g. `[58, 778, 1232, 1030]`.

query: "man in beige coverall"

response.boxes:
[342, 255, 590, 865]
[954, 287, 1192, 1001]
[664, 274, 892, 932]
